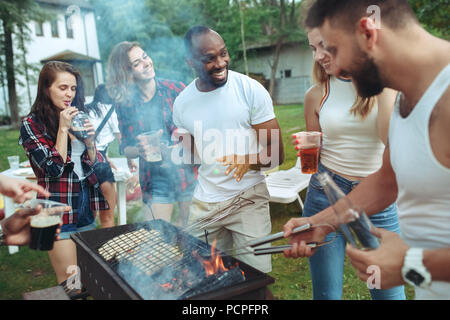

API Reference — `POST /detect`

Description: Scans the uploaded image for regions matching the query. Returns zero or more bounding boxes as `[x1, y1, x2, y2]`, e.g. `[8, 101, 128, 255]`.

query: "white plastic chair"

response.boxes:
[265, 158, 311, 209]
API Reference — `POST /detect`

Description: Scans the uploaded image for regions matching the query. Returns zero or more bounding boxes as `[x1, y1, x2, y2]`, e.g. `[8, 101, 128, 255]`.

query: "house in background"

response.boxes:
[0, 0, 103, 116]
[235, 41, 314, 105]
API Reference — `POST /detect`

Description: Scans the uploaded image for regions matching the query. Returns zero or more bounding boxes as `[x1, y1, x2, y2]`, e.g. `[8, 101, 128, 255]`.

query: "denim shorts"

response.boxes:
[302, 162, 405, 300]
[59, 180, 96, 240]
[59, 222, 96, 240]
[142, 164, 196, 204]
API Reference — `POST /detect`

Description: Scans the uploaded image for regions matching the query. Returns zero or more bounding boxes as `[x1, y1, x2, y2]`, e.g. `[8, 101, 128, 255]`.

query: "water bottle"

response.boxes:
[317, 172, 379, 249]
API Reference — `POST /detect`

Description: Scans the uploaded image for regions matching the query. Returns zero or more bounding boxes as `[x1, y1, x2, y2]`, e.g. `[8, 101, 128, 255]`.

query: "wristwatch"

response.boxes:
[401, 248, 432, 288]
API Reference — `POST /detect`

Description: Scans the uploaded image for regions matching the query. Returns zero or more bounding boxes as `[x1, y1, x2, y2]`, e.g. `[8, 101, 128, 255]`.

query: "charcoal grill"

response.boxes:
[71, 219, 274, 300]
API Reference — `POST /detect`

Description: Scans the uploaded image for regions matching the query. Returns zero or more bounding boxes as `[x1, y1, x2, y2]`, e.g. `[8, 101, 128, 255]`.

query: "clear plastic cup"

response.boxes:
[292, 131, 322, 174]
[8, 155, 20, 170]
[159, 140, 172, 168]
[137, 131, 162, 162]
[23, 199, 66, 251]
[70, 111, 90, 141]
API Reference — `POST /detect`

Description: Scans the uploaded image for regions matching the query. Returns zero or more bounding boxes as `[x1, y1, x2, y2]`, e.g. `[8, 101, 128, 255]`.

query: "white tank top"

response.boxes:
[319, 77, 385, 177]
[389, 64, 450, 299]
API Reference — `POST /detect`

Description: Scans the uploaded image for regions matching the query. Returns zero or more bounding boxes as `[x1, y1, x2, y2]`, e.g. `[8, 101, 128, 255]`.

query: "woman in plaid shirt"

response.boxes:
[19, 61, 108, 286]
[107, 42, 197, 227]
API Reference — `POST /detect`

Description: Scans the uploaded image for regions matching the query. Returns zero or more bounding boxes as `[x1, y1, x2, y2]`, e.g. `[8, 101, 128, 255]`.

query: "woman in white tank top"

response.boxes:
[293, 28, 405, 300]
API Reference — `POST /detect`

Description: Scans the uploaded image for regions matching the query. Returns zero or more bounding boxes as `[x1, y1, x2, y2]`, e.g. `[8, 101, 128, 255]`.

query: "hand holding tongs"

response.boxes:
[230, 223, 337, 256]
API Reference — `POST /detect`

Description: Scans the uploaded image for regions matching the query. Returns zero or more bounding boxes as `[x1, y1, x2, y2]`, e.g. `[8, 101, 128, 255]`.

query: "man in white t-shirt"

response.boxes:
[173, 26, 284, 274]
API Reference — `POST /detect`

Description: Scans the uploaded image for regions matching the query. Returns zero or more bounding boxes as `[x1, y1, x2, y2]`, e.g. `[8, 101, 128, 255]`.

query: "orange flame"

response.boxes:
[201, 239, 228, 276]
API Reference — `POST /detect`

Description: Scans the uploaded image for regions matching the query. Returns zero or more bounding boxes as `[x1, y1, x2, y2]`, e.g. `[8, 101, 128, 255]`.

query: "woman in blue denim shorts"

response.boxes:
[107, 42, 197, 227]
[288, 28, 405, 300]
[19, 61, 108, 287]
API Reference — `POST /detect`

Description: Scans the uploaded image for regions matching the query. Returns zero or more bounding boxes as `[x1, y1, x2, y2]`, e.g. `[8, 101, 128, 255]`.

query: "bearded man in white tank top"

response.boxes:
[284, 0, 450, 300]
[293, 28, 405, 300]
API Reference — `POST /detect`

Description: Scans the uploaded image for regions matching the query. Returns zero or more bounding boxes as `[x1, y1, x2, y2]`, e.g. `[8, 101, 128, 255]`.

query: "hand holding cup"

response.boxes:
[1, 200, 69, 247]
[292, 131, 322, 174]
[69, 111, 91, 142]
[22, 200, 69, 250]
[136, 130, 163, 162]
[60, 107, 79, 132]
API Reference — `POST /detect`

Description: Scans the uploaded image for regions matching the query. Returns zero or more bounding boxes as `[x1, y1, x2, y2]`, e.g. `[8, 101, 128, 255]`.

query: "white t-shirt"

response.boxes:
[87, 103, 120, 151]
[173, 70, 275, 202]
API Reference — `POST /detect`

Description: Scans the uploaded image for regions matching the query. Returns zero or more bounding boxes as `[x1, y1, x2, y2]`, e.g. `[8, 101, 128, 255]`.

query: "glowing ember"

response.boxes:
[160, 278, 178, 290]
[160, 282, 173, 289]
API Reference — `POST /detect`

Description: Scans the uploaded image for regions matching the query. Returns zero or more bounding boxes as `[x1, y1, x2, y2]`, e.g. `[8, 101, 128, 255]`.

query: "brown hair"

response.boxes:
[312, 61, 329, 85]
[30, 61, 85, 140]
[106, 41, 142, 106]
[305, 0, 417, 31]
[312, 58, 375, 120]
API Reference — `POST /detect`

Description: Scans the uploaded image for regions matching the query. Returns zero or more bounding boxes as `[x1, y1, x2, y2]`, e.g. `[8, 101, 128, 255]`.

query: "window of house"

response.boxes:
[284, 70, 292, 78]
[35, 21, 44, 37]
[64, 15, 74, 39]
[51, 19, 59, 38]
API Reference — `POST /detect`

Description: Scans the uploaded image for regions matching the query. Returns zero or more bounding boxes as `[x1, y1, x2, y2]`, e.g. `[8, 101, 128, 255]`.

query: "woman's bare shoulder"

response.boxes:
[304, 84, 324, 111]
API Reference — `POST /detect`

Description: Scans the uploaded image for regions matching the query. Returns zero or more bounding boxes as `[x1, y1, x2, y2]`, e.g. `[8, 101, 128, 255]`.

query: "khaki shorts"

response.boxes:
[188, 182, 272, 273]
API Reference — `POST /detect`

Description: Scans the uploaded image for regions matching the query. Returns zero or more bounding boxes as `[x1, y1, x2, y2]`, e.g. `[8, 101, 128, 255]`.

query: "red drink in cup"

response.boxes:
[293, 131, 322, 174]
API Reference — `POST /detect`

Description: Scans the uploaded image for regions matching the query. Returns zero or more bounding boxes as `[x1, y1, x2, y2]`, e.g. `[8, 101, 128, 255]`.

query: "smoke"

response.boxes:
[92, 0, 203, 84]
[113, 222, 212, 300]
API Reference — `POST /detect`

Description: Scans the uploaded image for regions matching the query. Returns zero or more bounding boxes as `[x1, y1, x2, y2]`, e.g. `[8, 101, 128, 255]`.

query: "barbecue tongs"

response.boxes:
[231, 223, 337, 256]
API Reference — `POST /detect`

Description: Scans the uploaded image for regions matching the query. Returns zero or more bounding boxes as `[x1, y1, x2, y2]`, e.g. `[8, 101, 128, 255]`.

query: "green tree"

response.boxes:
[91, 0, 207, 84]
[233, 0, 306, 100]
[409, 0, 449, 39]
[89, 0, 308, 95]
[0, 0, 50, 128]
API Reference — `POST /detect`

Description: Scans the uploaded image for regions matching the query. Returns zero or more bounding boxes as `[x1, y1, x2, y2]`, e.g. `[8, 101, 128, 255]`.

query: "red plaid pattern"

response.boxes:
[116, 78, 198, 200]
[19, 114, 109, 225]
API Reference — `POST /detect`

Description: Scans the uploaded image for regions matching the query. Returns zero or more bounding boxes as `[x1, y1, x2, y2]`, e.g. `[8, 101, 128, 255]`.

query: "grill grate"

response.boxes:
[98, 228, 184, 277]
[72, 220, 275, 300]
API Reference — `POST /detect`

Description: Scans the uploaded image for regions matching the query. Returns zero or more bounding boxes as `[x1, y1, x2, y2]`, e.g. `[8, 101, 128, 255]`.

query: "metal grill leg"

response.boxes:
[297, 194, 304, 210]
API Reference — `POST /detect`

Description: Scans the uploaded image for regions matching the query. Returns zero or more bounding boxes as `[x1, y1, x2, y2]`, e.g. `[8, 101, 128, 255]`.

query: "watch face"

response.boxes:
[406, 269, 425, 286]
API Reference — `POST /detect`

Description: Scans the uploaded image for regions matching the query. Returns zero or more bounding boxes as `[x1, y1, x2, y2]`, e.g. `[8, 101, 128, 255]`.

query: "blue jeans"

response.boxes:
[302, 162, 406, 300]
[142, 164, 196, 204]
[59, 180, 96, 239]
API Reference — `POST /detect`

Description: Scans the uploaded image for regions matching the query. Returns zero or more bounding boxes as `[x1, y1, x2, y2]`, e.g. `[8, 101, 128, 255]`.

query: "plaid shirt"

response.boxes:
[19, 114, 109, 225]
[116, 78, 198, 202]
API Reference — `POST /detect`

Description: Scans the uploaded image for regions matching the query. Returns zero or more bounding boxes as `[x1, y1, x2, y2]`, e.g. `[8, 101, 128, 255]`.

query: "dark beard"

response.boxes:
[346, 46, 384, 98]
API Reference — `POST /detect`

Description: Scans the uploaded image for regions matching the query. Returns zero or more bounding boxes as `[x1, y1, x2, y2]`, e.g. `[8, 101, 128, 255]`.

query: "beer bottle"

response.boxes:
[317, 172, 379, 249]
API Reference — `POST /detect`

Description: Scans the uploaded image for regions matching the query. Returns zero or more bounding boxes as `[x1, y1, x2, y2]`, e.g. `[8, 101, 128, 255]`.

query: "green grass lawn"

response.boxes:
[0, 105, 414, 300]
